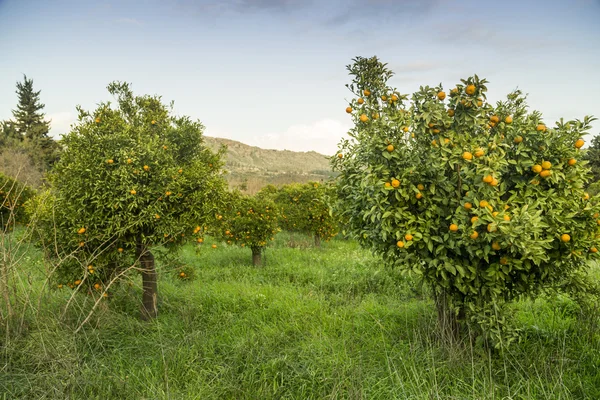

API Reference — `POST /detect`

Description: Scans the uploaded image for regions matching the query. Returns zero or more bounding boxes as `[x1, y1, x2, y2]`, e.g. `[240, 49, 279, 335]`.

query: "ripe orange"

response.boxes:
[490, 115, 500, 124]
[437, 91, 446, 100]
[415, 192, 423, 199]
[491, 178, 499, 187]
[77, 227, 86, 234]
[384, 182, 391, 188]
[391, 179, 400, 188]
[391, 94, 399, 102]
[447, 109, 455, 117]
[532, 165, 542, 173]
[118, 248, 123, 253]
[503, 215, 511, 221]
[212, 244, 217, 249]
[338, 153, 343, 159]
[363, 89, 371, 96]
[471, 216, 479, 224]
[568, 158, 577, 166]
[130, 189, 136, 195]
[575, 139, 585, 149]
[540, 170, 551, 178]
[155, 214, 160, 219]
[381, 95, 387, 101]
[74, 280, 81, 285]
[474, 149, 484, 158]
[387, 144, 394, 152]
[561, 233, 571, 242]
[397, 240, 405, 248]
[180, 272, 186, 277]
[95, 117, 101, 123]
[465, 84, 476, 95]
[479, 200, 489, 208]
[483, 175, 494, 184]
[432, 129, 441, 134]
[591, 247, 598, 253]
[584, 192, 590, 200]
[106, 159, 114, 164]
[403, 126, 409, 132]
[405, 234, 413, 241]
[450, 88, 459, 95]
[541, 161, 552, 170]
[470, 231, 479, 239]
[505, 116, 513, 124]
[492, 242, 501, 251]
[462, 152, 473, 160]
[143, 165, 150, 171]
[127, 158, 132, 164]
[151, 120, 156, 125]
[536, 124, 546, 132]
[487, 223, 497, 232]
[197, 238, 203, 243]
[346, 106, 352, 113]
[514, 136, 523, 144]
[94, 283, 101, 289]
[449, 223, 458, 232]
[464, 202, 473, 210]
[360, 114, 369, 122]
[417, 184, 425, 191]
[476, 99, 483, 107]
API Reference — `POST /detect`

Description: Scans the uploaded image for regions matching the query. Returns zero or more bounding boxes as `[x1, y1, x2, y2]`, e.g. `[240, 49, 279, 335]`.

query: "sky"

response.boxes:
[1, 0, 599, 155]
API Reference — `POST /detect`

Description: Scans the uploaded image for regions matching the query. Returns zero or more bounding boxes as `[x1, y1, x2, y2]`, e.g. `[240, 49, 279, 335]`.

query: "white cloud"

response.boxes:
[247, 119, 352, 155]
[48, 112, 76, 139]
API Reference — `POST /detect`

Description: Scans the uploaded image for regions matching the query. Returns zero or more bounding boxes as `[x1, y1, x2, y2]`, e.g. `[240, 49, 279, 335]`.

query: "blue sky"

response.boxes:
[1, 0, 599, 155]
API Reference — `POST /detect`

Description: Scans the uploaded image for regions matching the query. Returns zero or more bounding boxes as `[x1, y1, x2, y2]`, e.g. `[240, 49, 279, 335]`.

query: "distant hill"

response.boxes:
[204, 137, 335, 194]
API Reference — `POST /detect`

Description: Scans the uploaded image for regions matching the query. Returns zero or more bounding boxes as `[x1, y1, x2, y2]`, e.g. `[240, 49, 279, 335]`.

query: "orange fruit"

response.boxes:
[391, 94, 399, 101]
[77, 227, 86, 234]
[338, 153, 343, 159]
[127, 158, 132, 164]
[74, 280, 81, 285]
[437, 91, 446, 100]
[416, 192, 423, 199]
[536, 124, 546, 132]
[155, 214, 160, 219]
[346, 106, 353, 113]
[482, 175, 493, 184]
[514, 136, 523, 144]
[372, 113, 379, 120]
[505, 116, 513, 124]
[417, 184, 425, 191]
[470, 231, 479, 239]
[107, 159, 114, 164]
[384, 182, 391, 188]
[568, 158, 577, 166]
[541, 161, 552, 170]
[490, 115, 500, 124]
[479, 200, 489, 208]
[492, 242, 501, 251]
[381, 95, 387, 101]
[487, 223, 497, 232]
[474, 149, 484, 158]
[500, 257, 508, 265]
[94, 283, 101, 289]
[151, 120, 156, 125]
[540, 170, 551, 178]
[405, 234, 413, 241]
[471, 216, 479, 224]
[212, 244, 217, 249]
[532, 165, 542, 173]
[465, 84, 476, 95]
[363, 89, 371, 96]
[357, 98, 364, 104]
[584, 192, 590, 200]
[450, 88, 459, 95]
[360, 114, 369, 122]
[432, 129, 441, 134]
[403, 126, 409, 132]
[503, 215, 511, 221]
[449, 224, 458, 232]
[396, 240, 405, 248]
[561, 234, 570, 242]
[130, 189, 136, 195]
[95, 117, 101, 123]
[118, 248, 123, 253]
[447, 109, 455, 117]
[491, 178, 499, 187]
[180, 272, 186, 277]
[387, 144, 394, 152]
[462, 152, 473, 160]
[590, 247, 598, 253]
[143, 165, 150, 171]
[391, 179, 400, 188]
[575, 139, 585, 149]
[197, 238, 203, 243]
[464, 202, 473, 210]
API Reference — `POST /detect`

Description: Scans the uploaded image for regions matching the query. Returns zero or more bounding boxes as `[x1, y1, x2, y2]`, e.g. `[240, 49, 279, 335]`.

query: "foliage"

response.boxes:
[333, 56, 599, 345]
[210, 191, 279, 263]
[260, 181, 338, 245]
[0, 172, 35, 230]
[28, 82, 227, 294]
[583, 133, 600, 183]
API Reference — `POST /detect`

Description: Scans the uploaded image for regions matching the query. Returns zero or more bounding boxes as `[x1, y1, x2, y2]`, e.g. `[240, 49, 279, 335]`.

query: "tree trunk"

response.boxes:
[314, 234, 321, 248]
[251, 247, 262, 266]
[434, 288, 463, 344]
[137, 243, 158, 320]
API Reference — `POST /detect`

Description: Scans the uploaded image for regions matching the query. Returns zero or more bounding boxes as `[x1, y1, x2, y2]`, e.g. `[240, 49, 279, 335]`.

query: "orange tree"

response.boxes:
[211, 191, 279, 266]
[333, 56, 599, 344]
[263, 182, 338, 247]
[29, 82, 227, 319]
[1, 172, 34, 231]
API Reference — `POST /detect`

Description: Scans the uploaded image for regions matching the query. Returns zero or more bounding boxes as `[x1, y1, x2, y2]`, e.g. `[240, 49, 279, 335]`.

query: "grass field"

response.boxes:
[1, 231, 599, 399]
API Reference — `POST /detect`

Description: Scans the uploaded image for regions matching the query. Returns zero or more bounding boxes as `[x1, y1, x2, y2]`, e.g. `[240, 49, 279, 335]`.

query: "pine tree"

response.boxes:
[10, 75, 60, 168]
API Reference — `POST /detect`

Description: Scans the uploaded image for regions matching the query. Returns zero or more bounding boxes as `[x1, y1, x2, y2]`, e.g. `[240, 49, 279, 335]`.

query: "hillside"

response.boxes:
[204, 137, 335, 193]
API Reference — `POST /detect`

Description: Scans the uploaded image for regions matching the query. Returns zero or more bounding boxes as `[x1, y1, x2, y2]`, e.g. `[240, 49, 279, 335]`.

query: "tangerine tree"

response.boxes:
[263, 182, 338, 247]
[333, 56, 599, 344]
[211, 191, 279, 266]
[30, 82, 227, 319]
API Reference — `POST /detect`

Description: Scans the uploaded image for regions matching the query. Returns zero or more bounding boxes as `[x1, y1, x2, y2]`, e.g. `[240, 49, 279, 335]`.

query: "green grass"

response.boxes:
[1, 232, 599, 399]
